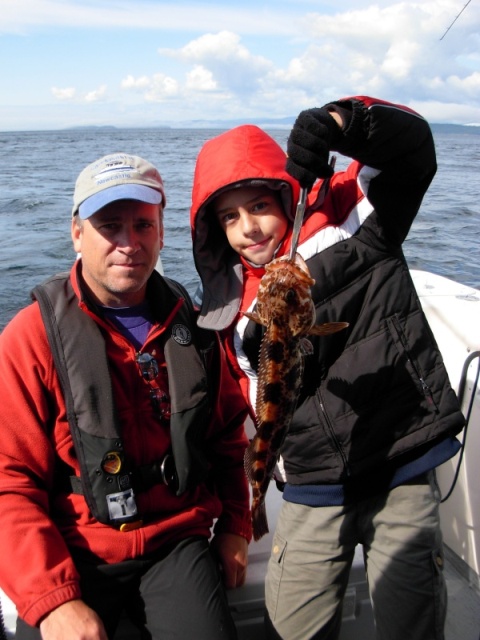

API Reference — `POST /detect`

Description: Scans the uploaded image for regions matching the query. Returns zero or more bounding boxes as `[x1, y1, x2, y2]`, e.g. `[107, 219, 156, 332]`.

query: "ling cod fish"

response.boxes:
[244, 254, 348, 541]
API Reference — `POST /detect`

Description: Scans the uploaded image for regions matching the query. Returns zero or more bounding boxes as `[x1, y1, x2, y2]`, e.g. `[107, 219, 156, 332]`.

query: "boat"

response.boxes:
[230, 269, 480, 640]
[1, 269, 479, 639]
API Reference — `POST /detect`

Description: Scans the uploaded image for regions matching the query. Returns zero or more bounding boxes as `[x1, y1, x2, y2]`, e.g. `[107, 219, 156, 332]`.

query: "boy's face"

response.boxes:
[214, 186, 288, 266]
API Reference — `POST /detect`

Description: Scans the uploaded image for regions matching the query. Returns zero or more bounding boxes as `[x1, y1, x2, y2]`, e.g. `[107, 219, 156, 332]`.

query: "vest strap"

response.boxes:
[32, 270, 214, 528]
[69, 453, 179, 496]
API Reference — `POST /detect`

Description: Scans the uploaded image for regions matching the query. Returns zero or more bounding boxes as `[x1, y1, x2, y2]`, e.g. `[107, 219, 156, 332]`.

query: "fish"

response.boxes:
[243, 253, 348, 541]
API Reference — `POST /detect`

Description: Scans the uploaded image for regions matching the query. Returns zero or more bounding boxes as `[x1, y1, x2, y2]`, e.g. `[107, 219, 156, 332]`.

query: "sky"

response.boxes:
[1, 0, 479, 131]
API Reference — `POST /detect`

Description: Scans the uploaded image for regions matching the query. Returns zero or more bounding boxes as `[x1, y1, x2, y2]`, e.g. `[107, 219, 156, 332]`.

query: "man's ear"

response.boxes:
[71, 216, 83, 252]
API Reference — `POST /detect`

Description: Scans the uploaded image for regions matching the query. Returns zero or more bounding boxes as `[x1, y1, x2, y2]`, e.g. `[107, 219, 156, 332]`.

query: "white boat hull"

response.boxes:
[411, 270, 480, 585]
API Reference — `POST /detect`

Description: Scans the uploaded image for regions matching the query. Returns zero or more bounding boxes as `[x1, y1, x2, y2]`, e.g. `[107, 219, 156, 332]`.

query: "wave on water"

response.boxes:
[0, 127, 479, 329]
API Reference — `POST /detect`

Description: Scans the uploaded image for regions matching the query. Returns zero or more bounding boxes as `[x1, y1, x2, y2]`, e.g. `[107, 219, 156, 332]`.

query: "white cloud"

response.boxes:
[186, 65, 217, 92]
[145, 74, 180, 101]
[51, 86, 76, 100]
[381, 40, 421, 80]
[160, 31, 273, 95]
[121, 3, 480, 123]
[410, 99, 480, 125]
[120, 31, 273, 111]
[121, 75, 151, 90]
[51, 85, 107, 103]
[443, 72, 480, 97]
[250, 1, 480, 115]
[121, 72, 179, 101]
[85, 85, 107, 102]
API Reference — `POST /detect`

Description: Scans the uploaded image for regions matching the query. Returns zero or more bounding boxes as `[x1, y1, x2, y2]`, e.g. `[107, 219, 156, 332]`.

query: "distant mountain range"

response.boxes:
[430, 123, 480, 135]
[66, 121, 480, 134]
[174, 119, 480, 134]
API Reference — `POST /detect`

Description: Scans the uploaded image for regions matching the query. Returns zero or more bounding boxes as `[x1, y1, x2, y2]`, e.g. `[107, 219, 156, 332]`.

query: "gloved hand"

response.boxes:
[286, 108, 340, 189]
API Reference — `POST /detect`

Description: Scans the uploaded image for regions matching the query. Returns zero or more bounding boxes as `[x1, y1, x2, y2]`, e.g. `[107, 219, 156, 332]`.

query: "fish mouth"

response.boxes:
[293, 253, 309, 272]
[266, 254, 314, 283]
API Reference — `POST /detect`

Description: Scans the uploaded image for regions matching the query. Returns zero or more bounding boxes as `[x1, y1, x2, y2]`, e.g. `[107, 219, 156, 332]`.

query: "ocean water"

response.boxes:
[0, 126, 479, 330]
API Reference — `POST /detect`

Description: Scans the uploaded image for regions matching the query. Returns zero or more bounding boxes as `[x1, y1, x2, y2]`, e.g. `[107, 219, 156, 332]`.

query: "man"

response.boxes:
[190, 98, 465, 639]
[0, 153, 251, 640]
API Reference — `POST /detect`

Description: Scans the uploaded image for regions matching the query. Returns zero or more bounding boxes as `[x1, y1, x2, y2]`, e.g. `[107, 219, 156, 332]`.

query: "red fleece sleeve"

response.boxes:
[0, 304, 82, 626]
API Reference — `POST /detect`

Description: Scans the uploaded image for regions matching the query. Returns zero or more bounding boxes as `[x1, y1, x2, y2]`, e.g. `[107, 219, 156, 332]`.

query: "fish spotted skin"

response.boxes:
[244, 253, 348, 541]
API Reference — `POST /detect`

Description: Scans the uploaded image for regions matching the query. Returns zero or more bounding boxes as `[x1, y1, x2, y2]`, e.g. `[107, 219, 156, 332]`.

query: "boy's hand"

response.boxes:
[286, 108, 339, 189]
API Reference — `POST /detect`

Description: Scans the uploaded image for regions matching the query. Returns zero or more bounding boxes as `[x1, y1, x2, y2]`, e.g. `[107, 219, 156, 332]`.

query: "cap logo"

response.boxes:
[94, 161, 140, 187]
[172, 324, 192, 345]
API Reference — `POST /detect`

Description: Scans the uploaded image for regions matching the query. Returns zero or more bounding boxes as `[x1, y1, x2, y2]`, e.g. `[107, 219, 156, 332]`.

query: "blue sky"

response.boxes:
[1, 0, 479, 131]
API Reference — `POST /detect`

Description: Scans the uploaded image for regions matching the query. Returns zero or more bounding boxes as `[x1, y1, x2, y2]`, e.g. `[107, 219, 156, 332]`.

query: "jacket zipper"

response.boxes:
[389, 316, 438, 409]
[318, 394, 351, 477]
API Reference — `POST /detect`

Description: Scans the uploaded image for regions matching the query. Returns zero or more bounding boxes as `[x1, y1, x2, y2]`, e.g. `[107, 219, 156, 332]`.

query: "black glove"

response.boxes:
[286, 108, 339, 189]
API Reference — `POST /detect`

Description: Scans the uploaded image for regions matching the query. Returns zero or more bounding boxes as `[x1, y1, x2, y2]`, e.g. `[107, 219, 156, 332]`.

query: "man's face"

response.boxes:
[214, 186, 288, 266]
[72, 199, 163, 307]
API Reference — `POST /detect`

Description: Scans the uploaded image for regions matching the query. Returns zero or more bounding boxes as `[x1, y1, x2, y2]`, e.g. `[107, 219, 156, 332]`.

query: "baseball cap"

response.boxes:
[72, 153, 166, 219]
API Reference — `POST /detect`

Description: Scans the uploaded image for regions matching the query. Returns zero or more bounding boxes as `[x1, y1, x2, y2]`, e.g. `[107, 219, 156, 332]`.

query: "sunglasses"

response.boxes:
[136, 352, 171, 424]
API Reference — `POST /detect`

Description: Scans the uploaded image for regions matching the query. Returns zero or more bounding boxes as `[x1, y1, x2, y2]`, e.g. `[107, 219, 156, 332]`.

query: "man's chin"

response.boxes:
[106, 278, 148, 299]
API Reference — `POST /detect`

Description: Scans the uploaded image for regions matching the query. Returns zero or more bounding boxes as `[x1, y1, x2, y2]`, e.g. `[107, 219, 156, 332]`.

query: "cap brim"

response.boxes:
[78, 184, 163, 219]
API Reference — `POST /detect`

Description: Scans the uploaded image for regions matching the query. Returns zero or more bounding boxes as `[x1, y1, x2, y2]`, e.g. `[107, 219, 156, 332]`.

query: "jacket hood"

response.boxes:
[191, 125, 300, 330]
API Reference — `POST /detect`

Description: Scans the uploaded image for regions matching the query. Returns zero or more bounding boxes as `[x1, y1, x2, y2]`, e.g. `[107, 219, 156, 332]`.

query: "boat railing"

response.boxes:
[441, 350, 480, 504]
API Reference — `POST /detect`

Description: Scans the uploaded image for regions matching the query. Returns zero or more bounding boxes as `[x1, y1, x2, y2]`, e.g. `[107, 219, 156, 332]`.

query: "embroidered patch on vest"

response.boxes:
[172, 323, 192, 345]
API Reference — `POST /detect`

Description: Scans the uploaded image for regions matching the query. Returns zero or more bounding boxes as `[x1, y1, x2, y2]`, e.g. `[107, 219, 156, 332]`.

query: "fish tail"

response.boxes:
[252, 499, 269, 541]
[244, 437, 257, 485]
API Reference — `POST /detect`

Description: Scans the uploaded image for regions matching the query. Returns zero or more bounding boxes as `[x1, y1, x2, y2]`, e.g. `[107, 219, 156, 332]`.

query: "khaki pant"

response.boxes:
[265, 473, 446, 640]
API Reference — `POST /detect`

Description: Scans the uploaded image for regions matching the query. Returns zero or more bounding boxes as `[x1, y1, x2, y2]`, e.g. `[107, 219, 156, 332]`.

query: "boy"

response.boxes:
[190, 97, 464, 640]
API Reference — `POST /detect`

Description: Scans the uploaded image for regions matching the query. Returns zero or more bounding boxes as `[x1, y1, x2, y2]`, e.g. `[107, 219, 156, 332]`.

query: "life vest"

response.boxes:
[32, 271, 215, 530]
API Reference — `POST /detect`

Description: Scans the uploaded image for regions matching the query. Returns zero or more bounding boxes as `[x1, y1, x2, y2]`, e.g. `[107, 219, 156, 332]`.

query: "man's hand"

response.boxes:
[211, 532, 248, 589]
[40, 599, 108, 640]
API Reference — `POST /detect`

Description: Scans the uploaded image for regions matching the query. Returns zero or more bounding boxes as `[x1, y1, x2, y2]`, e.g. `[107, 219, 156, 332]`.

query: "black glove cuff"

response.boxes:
[295, 108, 340, 148]
[326, 100, 370, 145]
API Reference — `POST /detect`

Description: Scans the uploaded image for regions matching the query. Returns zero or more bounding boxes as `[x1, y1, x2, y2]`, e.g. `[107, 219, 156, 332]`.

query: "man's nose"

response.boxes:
[118, 227, 139, 251]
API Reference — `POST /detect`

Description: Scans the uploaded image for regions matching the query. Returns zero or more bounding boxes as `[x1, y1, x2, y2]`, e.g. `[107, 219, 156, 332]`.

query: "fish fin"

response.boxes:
[308, 321, 349, 336]
[244, 438, 258, 485]
[300, 337, 314, 356]
[252, 500, 269, 541]
[243, 311, 265, 326]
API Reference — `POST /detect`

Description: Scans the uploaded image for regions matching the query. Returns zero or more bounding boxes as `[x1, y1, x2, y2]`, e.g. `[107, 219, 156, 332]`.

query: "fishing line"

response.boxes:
[440, 0, 473, 40]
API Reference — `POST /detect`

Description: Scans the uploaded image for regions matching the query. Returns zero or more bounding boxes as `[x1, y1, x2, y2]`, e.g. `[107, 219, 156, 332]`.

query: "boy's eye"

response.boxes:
[252, 201, 267, 212]
[219, 212, 237, 225]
